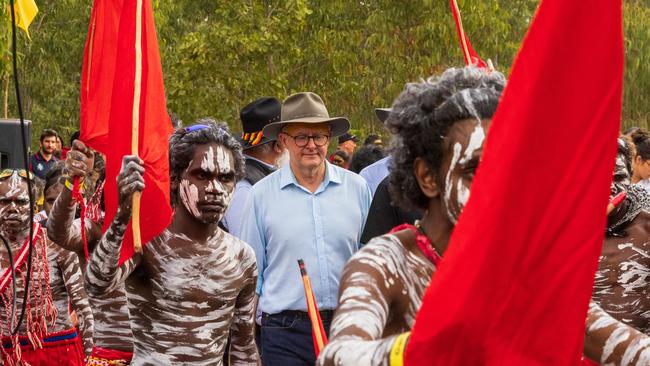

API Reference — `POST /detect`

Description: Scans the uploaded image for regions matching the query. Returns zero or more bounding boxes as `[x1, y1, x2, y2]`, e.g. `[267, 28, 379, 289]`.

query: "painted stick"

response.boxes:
[606, 191, 626, 215]
[131, 0, 144, 253]
[298, 259, 328, 357]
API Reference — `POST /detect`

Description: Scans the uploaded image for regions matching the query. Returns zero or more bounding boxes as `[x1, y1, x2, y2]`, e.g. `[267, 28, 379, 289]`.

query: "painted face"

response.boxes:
[613, 146, 631, 186]
[43, 183, 63, 216]
[438, 118, 492, 224]
[281, 123, 331, 170]
[177, 143, 236, 224]
[0, 172, 31, 234]
[41, 136, 57, 155]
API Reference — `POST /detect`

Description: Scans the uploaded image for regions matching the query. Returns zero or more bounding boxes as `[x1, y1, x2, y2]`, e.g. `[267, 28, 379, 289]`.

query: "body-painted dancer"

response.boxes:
[85, 121, 259, 366]
[0, 169, 93, 365]
[317, 67, 506, 366]
[47, 140, 135, 365]
[586, 138, 650, 365]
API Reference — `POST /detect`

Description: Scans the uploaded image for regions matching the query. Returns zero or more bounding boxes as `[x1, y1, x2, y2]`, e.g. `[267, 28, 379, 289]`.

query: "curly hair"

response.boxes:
[386, 66, 506, 210]
[631, 129, 650, 161]
[168, 119, 245, 203]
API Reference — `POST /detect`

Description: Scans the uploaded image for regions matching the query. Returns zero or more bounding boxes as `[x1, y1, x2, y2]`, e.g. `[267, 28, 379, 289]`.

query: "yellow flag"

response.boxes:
[12, 0, 38, 38]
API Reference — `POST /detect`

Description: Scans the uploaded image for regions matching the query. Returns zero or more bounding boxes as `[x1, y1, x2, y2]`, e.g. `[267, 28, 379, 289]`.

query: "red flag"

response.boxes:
[80, 0, 173, 263]
[450, 0, 487, 68]
[80, 0, 122, 152]
[406, 0, 623, 365]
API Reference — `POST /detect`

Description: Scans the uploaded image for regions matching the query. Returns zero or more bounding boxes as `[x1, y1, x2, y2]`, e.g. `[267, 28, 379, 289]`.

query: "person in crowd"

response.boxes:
[348, 145, 385, 174]
[47, 140, 133, 365]
[592, 137, 650, 338]
[629, 129, 650, 192]
[359, 109, 392, 196]
[30, 128, 60, 180]
[317, 66, 505, 365]
[36, 161, 65, 224]
[240, 92, 372, 365]
[337, 132, 359, 158]
[222, 97, 284, 237]
[330, 149, 350, 169]
[84, 121, 259, 365]
[624, 126, 641, 137]
[363, 134, 383, 147]
[0, 168, 93, 365]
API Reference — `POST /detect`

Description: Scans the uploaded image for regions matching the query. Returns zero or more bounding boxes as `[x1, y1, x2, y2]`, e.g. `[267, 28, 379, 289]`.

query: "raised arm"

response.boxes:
[84, 156, 143, 296]
[317, 243, 400, 366]
[584, 301, 650, 365]
[228, 249, 260, 365]
[56, 246, 94, 356]
[47, 140, 102, 253]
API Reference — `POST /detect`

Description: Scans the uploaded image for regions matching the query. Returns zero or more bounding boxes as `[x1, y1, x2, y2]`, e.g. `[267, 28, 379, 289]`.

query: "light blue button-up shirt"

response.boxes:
[359, 156, 390, 197]
[240, 161, 372, 314]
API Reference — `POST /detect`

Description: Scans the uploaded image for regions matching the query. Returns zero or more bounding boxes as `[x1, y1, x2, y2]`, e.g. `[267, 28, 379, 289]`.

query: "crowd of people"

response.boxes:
[0, 65, 649, 366]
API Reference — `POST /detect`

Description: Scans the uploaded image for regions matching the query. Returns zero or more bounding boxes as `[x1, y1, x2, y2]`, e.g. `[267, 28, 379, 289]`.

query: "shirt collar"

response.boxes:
[244, 154, 275, 170]
[279, 160, 342, 191]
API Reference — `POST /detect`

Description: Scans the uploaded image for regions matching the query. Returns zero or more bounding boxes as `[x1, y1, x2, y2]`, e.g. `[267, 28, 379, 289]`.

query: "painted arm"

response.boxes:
[57, 246, 94, 356]
[228, 249, 260, 365]
[316, 246, 398, 366]
[84, 156, 144, 296]
[584, 301, 650, 365]
[47, 140, 101, 253]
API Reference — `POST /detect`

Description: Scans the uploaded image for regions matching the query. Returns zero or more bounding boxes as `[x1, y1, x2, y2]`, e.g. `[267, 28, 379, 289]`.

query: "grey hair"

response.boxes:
[386, 66, 506, 210]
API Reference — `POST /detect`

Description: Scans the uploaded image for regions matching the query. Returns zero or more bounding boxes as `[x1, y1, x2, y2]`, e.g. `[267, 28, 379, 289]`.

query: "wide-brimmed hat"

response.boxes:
[374, 108, 392, 123]
[262, 92, 350, 139]
[239, 97, 282, 150]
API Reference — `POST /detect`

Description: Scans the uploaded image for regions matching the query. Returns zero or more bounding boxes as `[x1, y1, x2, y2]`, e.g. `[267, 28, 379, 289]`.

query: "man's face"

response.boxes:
[0, 173, 30, 234]
[43, 183, 63, 216]
[41, 136, 57, 155]
[438, 118, 492, 224]
[280, 123, 331, 171]
[177, 142, 236, 224]
[339, 140, 357, 155]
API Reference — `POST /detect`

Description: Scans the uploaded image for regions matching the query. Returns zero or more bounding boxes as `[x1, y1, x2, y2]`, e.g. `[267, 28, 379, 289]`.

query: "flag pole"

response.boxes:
[131, 0, 144, 253]
[298, 259, 328, 356]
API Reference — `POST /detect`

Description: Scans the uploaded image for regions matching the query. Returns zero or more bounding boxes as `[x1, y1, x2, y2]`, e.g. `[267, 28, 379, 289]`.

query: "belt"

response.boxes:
[2, 328, 79, 348]
[263, 310, 335, 322]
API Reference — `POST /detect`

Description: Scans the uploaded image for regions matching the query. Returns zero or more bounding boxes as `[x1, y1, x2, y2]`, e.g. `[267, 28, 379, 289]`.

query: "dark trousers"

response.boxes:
[260, 310, 333, 366]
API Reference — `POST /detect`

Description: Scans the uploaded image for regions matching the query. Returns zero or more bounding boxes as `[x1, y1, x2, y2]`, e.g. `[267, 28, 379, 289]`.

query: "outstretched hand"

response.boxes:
[117, 155, 145, 220]
[65, 140, 95, 180]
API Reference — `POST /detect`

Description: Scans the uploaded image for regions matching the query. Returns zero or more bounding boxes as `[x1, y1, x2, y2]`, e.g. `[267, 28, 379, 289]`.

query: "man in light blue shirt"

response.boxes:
[359, 108, 392, 196]
[240, 92, 371, 365]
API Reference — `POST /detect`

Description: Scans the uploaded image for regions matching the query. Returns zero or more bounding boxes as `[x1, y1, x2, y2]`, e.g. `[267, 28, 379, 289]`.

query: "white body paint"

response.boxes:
[317, 234, 435, 366]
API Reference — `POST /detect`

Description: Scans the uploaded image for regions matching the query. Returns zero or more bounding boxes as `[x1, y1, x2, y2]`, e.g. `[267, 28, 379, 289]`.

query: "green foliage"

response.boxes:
[0, 0, 649, 149]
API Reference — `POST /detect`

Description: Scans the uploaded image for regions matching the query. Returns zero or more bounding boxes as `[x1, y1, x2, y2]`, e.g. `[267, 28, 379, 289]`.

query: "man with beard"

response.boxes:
[222, 97, 284, 238]
[47, 140, 134, 365]
[30, 129, 60, 180]
[0, 169, 93, 365]
[85, 120, 259, 365]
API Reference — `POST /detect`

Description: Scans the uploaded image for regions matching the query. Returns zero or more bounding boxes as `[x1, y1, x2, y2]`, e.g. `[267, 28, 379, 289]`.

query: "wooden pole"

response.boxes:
[131, 0, 143, 253]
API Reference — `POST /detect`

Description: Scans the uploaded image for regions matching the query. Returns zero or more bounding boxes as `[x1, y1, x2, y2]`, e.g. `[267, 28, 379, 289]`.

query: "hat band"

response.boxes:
[242, 131, 264, 146]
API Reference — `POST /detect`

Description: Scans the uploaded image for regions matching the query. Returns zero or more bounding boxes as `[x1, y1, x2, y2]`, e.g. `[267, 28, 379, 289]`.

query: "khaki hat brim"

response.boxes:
[262, 116, 350, 140]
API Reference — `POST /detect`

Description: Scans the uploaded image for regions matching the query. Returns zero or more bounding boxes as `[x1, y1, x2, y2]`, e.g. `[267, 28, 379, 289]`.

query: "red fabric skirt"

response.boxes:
[1, 328, 84, 366]
[87, 346, 133, 365]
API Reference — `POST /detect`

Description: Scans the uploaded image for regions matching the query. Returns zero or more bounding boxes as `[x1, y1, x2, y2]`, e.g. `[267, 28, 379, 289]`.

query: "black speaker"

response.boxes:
[0, 118, 32, 169]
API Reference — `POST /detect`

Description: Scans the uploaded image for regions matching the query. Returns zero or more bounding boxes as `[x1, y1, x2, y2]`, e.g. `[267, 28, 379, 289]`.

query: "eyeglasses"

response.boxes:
[0, 169, 34, 181]
[282, 133, 330, 147]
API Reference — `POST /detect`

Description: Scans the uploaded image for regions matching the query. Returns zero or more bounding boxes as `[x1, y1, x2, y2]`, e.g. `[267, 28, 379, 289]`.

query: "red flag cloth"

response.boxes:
[80, 0, 123, 152]
[450, 0, 487, 68]
[405, 0, 623, 365]
[80, 0, 173, 264]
